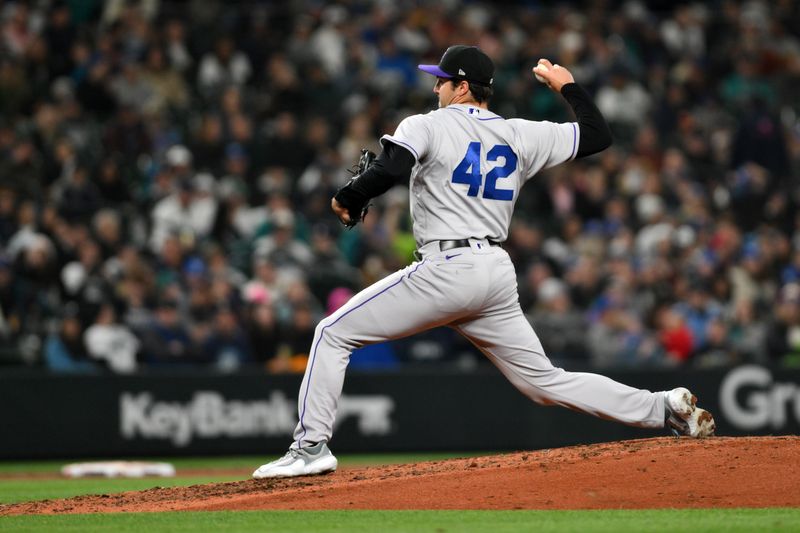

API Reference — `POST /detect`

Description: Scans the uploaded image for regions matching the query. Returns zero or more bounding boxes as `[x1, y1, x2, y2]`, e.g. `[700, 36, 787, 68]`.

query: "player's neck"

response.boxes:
[447, 96, 488, 109]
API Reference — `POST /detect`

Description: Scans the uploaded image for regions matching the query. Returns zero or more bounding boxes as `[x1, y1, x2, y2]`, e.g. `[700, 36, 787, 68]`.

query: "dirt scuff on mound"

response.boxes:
[2, 436, 798, 514]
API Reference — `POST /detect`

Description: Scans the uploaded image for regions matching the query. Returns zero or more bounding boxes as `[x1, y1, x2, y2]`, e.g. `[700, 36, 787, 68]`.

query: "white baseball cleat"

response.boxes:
[252, 442, 338, 479]
[665, 387, 715, 438]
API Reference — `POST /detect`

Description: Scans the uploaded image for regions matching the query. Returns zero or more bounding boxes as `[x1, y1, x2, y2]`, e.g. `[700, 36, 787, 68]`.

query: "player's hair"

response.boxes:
[451, 78, 493, 103]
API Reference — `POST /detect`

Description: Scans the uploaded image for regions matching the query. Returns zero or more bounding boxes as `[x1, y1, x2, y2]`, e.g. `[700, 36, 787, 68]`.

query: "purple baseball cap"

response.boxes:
[418, 45, 494, 86]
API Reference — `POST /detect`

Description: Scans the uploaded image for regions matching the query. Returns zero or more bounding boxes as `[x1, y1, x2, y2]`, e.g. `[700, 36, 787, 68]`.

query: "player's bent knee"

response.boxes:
[314, 320, 360, 354]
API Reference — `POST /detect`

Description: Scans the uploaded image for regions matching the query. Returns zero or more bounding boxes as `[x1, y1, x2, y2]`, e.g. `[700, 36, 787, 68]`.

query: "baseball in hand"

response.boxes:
[533, 63, 549, 83]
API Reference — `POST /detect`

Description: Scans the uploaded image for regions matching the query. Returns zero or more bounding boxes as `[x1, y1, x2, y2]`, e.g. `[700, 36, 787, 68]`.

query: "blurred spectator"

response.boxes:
[71, 40, 117, 117]
[141, 45, 189, 115]
[150, 166, 218, 252]
[197, 35, 252, 98]
[655, 305, 693, 364]
[338, 113, 381, 169]
[588, 291, 660, 368]
[84, 303, 140, 373]
[767, 283, 800, 365]
[660, 5, 706, 59]
[672, 283, 724, 353]
[12, 232, 59, 335]
[139, 297, 199, 366]
[246, 302, 282, 368]
[60, 237, 108, 321]
[92, 209, 124, 260]
[202, 305, 251, 371]
[1, 140, 44, 200]
[44, 302, 99, 373]
[103, 105, 150, 164]
[596, 65, 652, 144]
[263, 53, 306, 116]
[163, 18, 192, 74]
[309, 5, 347, 78]
[0, 255, 20, 345]
[694, 318, 735, 368]
[272, 301, 315, 373]
[43, 3, 76, 79]
[2, 3, 33, 59]
[54, 165, 102, 223]
[92, 156, 132, 206]
[306, 224, 360, 304]
[110, 61, 156, 114]
[727, 299, 768, 362]
[253, 209, 313, 270]
[527, 278, 588, 364]
[189, 113, 226, 175]
[259, 112, 313, 177]
[0, 187, 17, 244]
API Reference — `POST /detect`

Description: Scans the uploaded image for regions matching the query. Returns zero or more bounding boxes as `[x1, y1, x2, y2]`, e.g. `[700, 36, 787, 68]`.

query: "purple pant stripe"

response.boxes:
[407, 257, 428, 278]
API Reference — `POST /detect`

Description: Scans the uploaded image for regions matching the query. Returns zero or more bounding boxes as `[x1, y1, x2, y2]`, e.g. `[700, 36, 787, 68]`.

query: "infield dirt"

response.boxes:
[2, 436, 798, 514]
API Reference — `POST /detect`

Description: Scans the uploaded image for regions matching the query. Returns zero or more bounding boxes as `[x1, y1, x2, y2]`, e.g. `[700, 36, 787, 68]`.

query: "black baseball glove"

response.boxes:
[334, 149, 376, 228]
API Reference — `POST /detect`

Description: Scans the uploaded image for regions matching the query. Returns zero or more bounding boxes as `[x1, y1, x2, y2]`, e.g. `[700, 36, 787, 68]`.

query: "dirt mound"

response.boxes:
[2, 436, 798, 515]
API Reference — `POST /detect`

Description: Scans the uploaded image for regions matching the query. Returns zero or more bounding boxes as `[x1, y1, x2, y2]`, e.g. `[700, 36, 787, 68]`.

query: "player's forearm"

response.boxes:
[335, 142, 415, 205]
[560, 83, 613, 157]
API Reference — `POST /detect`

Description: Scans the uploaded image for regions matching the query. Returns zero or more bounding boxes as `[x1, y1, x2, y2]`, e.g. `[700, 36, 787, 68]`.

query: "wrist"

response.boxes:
[335, 182, 369, 206]
[560, 82, 579, 95]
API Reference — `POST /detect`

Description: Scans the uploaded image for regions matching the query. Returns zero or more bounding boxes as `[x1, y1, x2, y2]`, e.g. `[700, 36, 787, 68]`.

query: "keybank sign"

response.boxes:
[120, 390, 394, 446]
[720, 365, 800, 431]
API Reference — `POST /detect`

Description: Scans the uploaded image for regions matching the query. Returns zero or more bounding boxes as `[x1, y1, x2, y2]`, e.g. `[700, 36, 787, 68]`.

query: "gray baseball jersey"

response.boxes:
[382, 104, 577, 246]
[291, 104, 666, 449]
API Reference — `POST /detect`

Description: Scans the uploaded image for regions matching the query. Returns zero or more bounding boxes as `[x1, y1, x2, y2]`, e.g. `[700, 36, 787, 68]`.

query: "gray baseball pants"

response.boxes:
[292, 238, 666, 448]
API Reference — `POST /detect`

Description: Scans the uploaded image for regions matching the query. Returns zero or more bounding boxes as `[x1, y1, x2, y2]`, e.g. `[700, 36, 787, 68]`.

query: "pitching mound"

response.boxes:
[2, 436, 798, 514]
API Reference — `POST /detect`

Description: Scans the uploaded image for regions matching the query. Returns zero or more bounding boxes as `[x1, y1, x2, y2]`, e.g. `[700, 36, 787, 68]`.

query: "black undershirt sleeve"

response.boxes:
[335, 141, 416, 205]
[560, 82, 613, 158]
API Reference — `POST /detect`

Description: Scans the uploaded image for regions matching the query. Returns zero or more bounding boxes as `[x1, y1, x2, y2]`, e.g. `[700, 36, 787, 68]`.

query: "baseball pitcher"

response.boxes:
[253, 45, 714, 479]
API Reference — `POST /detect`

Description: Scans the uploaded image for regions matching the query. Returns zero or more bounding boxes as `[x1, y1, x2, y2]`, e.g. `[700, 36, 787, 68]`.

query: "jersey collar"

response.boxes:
[445, 104, 501, 120]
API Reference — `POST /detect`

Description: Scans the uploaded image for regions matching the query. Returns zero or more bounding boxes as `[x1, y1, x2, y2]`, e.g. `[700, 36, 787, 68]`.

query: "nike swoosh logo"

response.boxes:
[445, 253, 462, 260]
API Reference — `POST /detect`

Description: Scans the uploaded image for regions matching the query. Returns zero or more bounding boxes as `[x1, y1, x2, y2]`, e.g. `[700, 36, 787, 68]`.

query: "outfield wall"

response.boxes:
[1, 365, 798, 458]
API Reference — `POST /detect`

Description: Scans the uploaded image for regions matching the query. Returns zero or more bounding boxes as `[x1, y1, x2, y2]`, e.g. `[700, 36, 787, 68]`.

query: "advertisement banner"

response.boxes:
[0, 365, 797, 459]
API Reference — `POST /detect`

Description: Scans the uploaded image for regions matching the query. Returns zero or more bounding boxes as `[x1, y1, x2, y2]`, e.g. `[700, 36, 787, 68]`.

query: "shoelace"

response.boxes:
[285, 449, 300, 460]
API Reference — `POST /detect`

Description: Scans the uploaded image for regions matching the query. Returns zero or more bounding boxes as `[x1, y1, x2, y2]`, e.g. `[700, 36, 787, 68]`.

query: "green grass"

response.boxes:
[0, 476, 239, 506]
[0, 452, 485, 475]
[0, 453, 488, 505]
[1, 509, 798, 532]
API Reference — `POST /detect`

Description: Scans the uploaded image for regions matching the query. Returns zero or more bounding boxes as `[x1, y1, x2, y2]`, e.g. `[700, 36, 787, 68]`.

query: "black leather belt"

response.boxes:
[438, 239, 500, 252]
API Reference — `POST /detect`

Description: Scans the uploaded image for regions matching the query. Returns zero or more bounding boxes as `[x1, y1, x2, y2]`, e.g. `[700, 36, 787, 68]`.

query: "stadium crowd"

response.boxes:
[0, 0, 799, 373]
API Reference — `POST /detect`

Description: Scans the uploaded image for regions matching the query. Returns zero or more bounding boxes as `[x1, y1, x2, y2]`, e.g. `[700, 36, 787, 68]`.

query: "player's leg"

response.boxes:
[254, 263, 443, 478]
[254, 255, 476, 478]
[292, 254, 471, 449]
[253, 248, 497, 478]
[454, 266, 714, 438]
[450, 254, 668, 428]
[453, 306, 667, 427]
